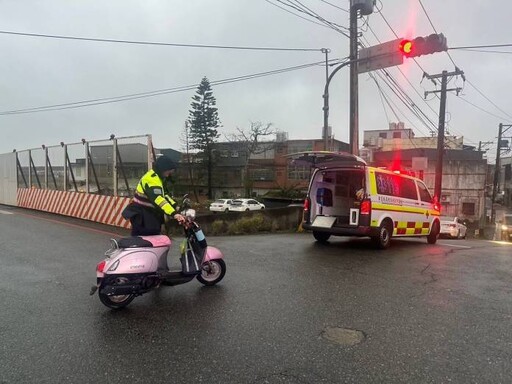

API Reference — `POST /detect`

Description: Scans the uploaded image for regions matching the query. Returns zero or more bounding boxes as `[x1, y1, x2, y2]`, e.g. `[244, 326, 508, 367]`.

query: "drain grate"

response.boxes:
[321, 327, 365, 346]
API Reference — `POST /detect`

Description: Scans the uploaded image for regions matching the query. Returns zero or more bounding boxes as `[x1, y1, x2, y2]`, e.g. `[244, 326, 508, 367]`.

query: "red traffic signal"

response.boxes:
[399, 40, 413, 55]
[399, 33, 447, 58]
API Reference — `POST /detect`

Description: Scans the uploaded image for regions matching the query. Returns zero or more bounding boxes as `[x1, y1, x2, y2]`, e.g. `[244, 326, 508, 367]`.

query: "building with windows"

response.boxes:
[373, 148, 487, 225]
[178, 137, 349, 199]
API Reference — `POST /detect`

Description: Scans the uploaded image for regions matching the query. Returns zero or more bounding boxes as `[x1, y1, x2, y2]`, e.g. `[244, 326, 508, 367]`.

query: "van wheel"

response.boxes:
[427, 221, 440, 244]
[373, 221, 392, 249]
[313, 231, 331, 243]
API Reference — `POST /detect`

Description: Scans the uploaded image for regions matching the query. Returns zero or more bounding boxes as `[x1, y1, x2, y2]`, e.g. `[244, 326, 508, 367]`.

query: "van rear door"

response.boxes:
[285, 151, 367, 168]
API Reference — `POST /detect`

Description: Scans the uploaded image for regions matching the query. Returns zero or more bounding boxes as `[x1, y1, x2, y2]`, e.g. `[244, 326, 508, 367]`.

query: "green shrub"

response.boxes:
[226, 214, 273, 235]
[210, 220, 226, 235]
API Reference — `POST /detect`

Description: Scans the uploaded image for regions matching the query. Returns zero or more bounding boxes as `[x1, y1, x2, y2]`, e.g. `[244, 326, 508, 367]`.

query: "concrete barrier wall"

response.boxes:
[0, 153, 17, 206]
[17, 188, 131, 228]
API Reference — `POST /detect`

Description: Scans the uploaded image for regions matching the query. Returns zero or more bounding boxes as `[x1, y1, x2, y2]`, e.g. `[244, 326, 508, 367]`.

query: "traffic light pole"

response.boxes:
[323, 58, 365, 151]
[349, 2, 359, 155]
[424, 68, 464, 201]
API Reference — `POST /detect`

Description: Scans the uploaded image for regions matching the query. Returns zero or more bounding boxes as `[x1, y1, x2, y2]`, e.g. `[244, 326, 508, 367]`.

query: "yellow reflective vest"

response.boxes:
[133, 170, 177, 216]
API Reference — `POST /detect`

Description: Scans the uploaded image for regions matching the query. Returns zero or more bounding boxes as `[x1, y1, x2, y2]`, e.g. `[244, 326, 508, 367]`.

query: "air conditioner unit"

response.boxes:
[441, 195, 451, 203]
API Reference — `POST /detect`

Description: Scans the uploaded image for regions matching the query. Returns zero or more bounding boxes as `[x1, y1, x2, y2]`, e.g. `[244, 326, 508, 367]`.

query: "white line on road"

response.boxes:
[0, 210, 13, 215]
[438, 242, 472, 249]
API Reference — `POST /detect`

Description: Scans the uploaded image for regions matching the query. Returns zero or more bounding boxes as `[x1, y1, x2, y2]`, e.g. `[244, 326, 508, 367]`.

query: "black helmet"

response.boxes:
[154, 156, 178, 176]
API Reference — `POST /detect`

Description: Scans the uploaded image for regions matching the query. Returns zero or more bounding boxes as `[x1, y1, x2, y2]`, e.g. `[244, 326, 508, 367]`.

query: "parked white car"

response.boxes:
[440, 216, 467, 239]
[228, 199, 265, 212]
[209, 199, 234, 213]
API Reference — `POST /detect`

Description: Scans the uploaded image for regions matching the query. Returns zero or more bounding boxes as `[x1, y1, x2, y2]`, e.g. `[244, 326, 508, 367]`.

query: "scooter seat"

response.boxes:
[117, 236, 154, 248]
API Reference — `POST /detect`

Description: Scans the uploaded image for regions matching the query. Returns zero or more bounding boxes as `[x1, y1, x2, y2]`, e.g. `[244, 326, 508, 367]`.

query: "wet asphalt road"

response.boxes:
[1, 206, 512, 384]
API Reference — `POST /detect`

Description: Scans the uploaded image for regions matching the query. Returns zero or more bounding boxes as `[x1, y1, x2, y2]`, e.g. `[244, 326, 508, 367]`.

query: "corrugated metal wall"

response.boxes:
[0, 153, 17, 206]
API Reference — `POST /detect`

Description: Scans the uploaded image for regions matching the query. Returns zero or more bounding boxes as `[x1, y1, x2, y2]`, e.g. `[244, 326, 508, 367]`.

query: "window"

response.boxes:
[375, 173, 400, 196]
[416, 181, 433, 202]
[250, 168, 275, 181]
[401, 178, 418, 200]
[462, 202, 475, 215]
[288, 165, 310, 180]
[287, 142, 313, 154]
[393, 132, 401, 139]
[375, 173, 417, 200]
[379, 132, 387, 139]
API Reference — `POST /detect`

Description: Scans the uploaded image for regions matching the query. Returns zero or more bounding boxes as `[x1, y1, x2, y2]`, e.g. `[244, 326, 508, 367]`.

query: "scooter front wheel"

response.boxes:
[197, 259, 226, 286]
[99, 293, 135, 309]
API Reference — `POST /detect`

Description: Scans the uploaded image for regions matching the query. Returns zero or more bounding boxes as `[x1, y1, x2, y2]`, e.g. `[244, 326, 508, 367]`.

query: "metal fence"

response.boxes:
[14, 134, 154, 197]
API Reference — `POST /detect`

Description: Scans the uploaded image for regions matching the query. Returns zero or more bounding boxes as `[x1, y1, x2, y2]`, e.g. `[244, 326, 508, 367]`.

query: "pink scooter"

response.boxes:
[90, 208, 226, 309]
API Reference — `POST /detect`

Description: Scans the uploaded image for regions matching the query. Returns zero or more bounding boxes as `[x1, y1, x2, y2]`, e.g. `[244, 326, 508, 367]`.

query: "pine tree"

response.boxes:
[187, 77, 220, 199]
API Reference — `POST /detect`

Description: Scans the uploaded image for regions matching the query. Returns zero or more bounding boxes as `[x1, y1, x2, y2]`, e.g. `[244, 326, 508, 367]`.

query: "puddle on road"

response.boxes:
[321, 327, 365, 346]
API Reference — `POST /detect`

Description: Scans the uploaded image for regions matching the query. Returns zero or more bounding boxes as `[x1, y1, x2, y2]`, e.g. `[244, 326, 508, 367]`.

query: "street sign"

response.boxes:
[358, 38, 404, 74]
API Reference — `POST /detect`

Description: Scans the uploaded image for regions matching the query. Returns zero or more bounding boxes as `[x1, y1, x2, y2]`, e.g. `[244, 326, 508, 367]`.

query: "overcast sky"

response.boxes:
[1, 0, 511, 160]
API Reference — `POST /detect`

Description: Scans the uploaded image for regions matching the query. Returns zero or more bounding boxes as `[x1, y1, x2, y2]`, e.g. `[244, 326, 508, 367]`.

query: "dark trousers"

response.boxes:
[122, 203, 163, 236]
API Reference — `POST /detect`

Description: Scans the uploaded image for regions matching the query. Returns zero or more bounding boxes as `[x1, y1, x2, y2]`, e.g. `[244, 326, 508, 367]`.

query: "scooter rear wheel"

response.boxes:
[99, 293, 135, 309]
[197, 259, 226, 286]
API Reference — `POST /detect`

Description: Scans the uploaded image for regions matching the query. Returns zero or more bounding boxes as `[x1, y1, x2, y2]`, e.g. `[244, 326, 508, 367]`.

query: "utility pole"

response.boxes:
[321, 48, 330, 151]
[349, 1, 359, 155]
[424, 68, 464, 200]
[492, 123, 512, 222]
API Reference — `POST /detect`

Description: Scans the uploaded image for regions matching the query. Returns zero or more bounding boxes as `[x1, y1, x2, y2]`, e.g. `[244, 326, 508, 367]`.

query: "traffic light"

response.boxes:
[399, 33, 448, 58]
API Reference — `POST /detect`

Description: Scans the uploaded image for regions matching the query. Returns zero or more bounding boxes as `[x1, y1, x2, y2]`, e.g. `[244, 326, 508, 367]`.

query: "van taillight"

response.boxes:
[360, 199, 371, 215]
[303, 198, 310, 212]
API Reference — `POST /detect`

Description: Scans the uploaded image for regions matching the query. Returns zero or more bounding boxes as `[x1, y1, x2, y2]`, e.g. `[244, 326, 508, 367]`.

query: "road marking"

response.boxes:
[16, 211, 124, 237]
[0, 210, 13, 215]
[438, 242, 472, 249]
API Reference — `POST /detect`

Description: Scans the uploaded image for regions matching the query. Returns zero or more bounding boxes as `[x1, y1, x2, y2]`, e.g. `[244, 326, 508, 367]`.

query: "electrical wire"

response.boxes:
[263, 0, 337, 30]
[450, 43, 512, 50]
[0, 29, 323, 52]
[318, 0, 349, 13]
[452, 49, 512, 55]
[0, 59, 336, 116]
[466, 80, 512, 120]
[270, 0, 349, 36]
[417, 0, 458, 68]
[455, 97, 512, 123]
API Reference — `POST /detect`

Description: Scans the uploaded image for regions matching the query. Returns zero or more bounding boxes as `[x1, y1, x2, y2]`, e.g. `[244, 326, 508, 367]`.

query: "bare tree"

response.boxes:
[227, 122, 276, 196]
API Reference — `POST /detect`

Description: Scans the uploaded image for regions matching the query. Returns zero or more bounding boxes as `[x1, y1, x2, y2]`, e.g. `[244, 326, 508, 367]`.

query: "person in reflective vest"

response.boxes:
[122, 155, 185, 236]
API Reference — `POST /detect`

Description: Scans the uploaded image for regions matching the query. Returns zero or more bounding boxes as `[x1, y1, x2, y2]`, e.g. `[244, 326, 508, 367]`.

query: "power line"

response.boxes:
[0, 29, 322, 52]
[271, 0, 350, 37]
[453, 48, 512, 55]
[416, 0, 458, 68]
[450, 43, 512, 50]
[456, 97, 512, 123]
[0, 59, 335, 116]
[264, 0, 336, 30]
[466, 80, 512, 120]
[318, 0, 349, 13]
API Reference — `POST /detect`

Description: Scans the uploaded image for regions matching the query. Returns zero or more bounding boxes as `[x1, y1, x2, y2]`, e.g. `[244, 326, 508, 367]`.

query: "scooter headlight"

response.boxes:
[184, 209, 196, 220]
[502, 225, 509, 231]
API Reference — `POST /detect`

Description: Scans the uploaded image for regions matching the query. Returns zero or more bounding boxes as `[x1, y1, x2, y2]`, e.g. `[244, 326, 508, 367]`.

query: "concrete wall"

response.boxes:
[0, 153, 17, 206]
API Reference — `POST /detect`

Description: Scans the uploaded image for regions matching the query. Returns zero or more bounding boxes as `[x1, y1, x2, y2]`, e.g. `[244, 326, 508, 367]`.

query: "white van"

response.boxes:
[291, 151, 441, 249]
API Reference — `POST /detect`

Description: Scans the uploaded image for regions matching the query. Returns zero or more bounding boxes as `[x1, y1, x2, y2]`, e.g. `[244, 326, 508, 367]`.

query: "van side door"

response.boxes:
[416, 180, 436, 230]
